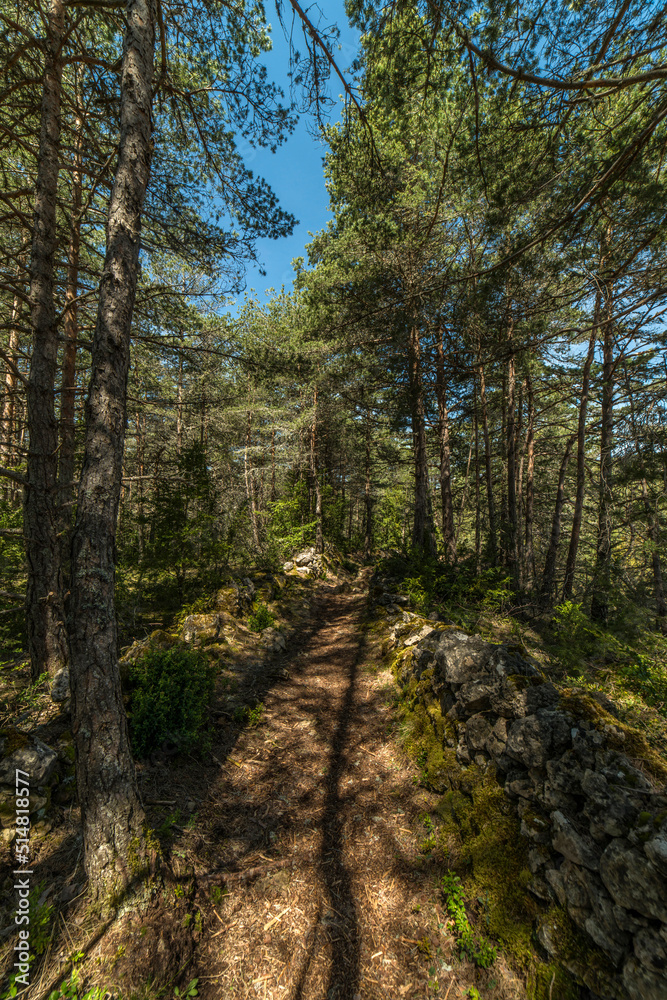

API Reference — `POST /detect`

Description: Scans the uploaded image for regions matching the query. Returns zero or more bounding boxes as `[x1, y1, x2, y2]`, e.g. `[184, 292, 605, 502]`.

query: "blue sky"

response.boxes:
[230, 1, 361, 308]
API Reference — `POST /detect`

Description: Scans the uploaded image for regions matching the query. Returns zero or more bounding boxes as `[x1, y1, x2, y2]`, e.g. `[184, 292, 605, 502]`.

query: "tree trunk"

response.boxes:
[590, 290, 614, 623]
[506, 351, 520, 590]
[624, 363, 667, 633]
[474, 380, 481, 573]
[478, 357, 497, 564]
[24, 0, 68, 682]
[540, 434, 576, 604]
[67, 0, 156, 905]
[435, 327, 456, 563]
[58, 105, 83, 571]
[270, 427, 276, 501]
[408, 323, 436, 556]
[310, 387, 323, 554]
[562, 303, 600, 601]
[1, 291, 22, 489]
[244, 410, 260, 548]
[524, 373, 536, 587]
[363, 405, 372, 561]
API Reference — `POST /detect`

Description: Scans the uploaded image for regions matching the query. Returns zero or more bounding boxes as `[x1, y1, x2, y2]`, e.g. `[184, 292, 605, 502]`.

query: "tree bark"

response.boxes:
[67, 0, 156, 905]
[590, 289, 614, 623]
[523, 373, 536, 587]
[478, 356, 497, 564]
[506, 350, 520, 590]
[57, 104, 83, 570]
[244, 410, 260, 548]
[1, 292, 22, 486]
[562, 303, 600, 602]
[408, 323, 436, 556]
[363, 403, 372, 561]
[24, 0, 69, 682]
[474, 380, 481, 573]
[435, 327, 456, 563]
[310, 387, 323, 554]
[540, 433, 576, 604]
[624, 363, 667, 633]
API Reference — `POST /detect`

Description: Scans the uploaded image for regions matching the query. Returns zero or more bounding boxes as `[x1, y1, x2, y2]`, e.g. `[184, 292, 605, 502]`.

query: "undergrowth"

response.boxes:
[127, 646, 215, 757]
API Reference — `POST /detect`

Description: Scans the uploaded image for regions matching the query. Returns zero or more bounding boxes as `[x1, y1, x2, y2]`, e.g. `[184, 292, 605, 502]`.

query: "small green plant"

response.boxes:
[233, 702, 265, 727]
[247, 601, 275, 632]
[157, 809, 181, 838]
[173, 979, 198, 999]
[441, 872, 497, 969]
[16, 672, 49, 709]
[47, 965, 106, 1000]
[31, 882, 54, 956]
[128, 646, 215, 758]
[466, 988, 480, 1000]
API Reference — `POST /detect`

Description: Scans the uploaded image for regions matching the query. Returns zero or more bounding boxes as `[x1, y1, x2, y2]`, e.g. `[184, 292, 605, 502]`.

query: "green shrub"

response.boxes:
[128, 646, 215, 758]
[247, 601, 275, 632]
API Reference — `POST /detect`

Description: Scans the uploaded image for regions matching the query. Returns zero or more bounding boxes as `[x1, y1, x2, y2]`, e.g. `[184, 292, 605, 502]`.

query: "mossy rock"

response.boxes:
[0, 727, 30, 758]
[561, 691, 667, 785]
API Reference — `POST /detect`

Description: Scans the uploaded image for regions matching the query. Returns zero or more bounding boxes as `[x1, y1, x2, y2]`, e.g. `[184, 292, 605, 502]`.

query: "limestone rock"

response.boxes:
[552, 810, 601, 870]
[465, 714, 492, 752]
[622, 957, 667, 1000]
[645, 831, 667, 878]
[0, 730, 58, 786]
[433, 633, 494, 686]
[506, 710, 572, 768]
[51, 668, 70, 702]
[600, 839, 667, 922]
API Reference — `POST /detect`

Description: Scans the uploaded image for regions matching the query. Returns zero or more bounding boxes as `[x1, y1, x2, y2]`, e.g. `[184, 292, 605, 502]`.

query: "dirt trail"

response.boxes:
[191, 586, 508, 1000]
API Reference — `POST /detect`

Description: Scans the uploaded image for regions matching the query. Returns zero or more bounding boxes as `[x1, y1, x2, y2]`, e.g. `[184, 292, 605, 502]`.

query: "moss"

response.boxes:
[1, 727, 29, 756]
[526, 963, 579, 1000]
[536, 908, 616, 998]
[560, 691, 667, 785]
[508, 673, 533, 692]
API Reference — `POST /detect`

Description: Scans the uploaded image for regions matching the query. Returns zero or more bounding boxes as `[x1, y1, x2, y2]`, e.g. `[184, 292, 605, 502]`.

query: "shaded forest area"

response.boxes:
[1, 0, 667, 992]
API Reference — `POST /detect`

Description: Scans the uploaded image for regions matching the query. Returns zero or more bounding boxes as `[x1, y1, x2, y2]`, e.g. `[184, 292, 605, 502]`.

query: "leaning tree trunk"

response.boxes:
[24, 0, 69, 682]
[68, 0, 156, 905]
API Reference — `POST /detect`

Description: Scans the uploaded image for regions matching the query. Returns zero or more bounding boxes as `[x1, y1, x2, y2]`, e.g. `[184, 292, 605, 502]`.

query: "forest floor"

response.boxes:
[155, 583, 525, 1000]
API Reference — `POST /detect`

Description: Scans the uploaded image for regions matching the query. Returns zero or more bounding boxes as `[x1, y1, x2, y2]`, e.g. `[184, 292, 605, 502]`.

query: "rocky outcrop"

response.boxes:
[283, 546, 323, 577]
[388, 613, 667, 1000]
[0, 727, 72, 849]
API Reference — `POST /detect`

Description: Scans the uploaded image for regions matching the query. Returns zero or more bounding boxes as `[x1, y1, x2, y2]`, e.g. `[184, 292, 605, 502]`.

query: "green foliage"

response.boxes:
[31, 882, 54, 956]
[48, 970, 105, 1000]
[266, 479, 316, 556]
[247, 601, 275, 632]
[173, 980, 198, 1000]
[233, 701, 265, 727]
[441, 872, 497, 969]
[128, 646, 215, 758]
[551, 602, 602, 665]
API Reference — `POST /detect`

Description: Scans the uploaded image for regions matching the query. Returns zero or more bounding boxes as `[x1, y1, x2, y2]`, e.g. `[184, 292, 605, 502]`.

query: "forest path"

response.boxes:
[192, 585, 514, 1000]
